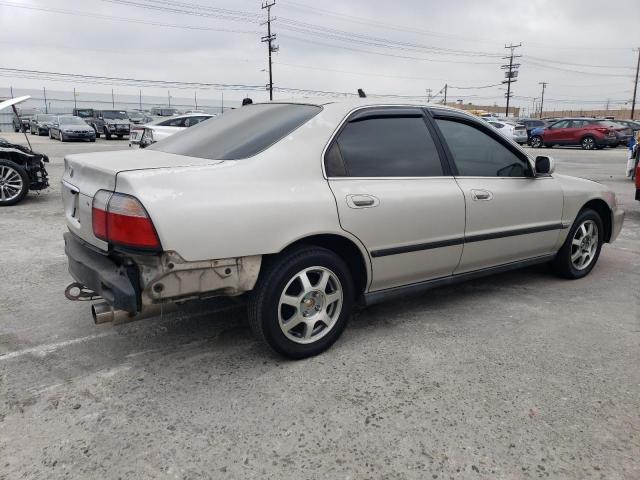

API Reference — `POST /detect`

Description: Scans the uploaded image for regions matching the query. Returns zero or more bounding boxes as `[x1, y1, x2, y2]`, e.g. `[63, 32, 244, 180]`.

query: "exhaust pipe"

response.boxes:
[91, 302, 178, 325]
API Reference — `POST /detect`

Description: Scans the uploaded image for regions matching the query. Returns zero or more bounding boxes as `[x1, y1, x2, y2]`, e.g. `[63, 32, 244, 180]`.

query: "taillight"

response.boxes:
[92, 190, 161, 250]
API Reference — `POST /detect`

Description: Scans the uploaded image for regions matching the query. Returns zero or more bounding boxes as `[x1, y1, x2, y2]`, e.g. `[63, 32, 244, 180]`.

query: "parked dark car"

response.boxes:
[530, 118, 618, 150]
[150, 106, 178, 116]
[518, 118, 547, 143]
[615, 119, 640, 133]
[49, 115, 96, 142]
[29, 114, 57, 136]
[12, 114, 32, 132]
[607, 120, 634, 146]
[73, 109, 130, 139]
[0, 136, 49, 206]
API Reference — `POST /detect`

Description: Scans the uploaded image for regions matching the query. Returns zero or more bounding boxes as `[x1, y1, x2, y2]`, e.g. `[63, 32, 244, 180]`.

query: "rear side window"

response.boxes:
[331, 116, 443, 177]
[436, 119, 531, 177]
[149, 104, 321, 160]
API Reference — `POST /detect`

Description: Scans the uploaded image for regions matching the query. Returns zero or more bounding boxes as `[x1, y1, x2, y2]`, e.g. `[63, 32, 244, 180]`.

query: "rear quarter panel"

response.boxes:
[114, 106, 370, 264]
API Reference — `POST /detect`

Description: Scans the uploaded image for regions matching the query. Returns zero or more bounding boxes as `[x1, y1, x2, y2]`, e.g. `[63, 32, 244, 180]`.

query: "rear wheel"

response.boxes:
[248, 246, 354, 359]
[0, 160, 29, 206]
[530, 136, 543, 148]
[552, 209, 603, 279]
[581, 136, 596, 150]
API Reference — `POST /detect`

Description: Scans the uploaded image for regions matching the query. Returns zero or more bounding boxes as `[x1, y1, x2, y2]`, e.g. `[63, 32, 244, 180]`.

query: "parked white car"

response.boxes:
[486, 119, 528, 145]
[62, 99, 624, 358]
[133, 113, 215, 148]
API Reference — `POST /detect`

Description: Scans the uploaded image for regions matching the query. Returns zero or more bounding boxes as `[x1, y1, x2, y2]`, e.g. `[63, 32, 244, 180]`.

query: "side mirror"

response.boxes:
[535, 156, 555, 175]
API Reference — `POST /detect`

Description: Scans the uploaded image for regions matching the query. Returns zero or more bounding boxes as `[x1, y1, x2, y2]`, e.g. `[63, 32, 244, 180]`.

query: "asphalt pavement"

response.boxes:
[0, 132, 638, 479]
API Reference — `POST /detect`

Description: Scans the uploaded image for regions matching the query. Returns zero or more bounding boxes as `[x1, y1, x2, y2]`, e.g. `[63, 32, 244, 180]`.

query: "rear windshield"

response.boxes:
[149, 103, 322, 160]
[75, 109, 93, 118]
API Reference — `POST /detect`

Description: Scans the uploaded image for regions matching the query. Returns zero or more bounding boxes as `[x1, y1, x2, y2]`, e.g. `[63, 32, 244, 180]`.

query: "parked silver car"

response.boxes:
[62, 99, 624, 359]
[49, 115, 96, 142]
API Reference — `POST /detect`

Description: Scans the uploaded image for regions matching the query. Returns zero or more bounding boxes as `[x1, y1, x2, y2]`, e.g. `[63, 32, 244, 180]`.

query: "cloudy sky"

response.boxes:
[0, 0, 638, 113]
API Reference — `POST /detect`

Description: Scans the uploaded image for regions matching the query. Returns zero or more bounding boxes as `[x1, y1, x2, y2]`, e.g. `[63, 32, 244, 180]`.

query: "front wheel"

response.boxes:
[59, 131, 65, 142]
[530, 136, 543, 148]
[552, 209, 603, 279]
[248, 246, 354, 359]
[0, 159, 29, 206]
[581, 136, 596, 150]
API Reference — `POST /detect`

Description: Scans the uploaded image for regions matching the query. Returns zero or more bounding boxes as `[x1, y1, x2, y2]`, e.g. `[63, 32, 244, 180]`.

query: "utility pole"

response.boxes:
[631, 48, 640, 120]
[73, 87, 77, 109]
[426, 88, 432, 103]
[221, 90, 224, 114]
[111, 88, 115, 108]
[43, 87, 48, 113]
[139, 89, 142, 110]
[443, 83, 448, 105]
[261, 1, 277, 101]
[168, 90, 171, 108]
[194, 91, 198, 110]
[538, 82, 548, 119]
[502, 43, 522, 117]
[10, 86, 13, 98]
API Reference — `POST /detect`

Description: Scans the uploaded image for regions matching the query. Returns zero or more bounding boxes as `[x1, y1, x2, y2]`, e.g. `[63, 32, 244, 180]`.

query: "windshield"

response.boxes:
[102, 111, 128, 120]
[59, 116, 86, 125]
[149, 103, 322, 160]
[75, 109, 93, 118]
[37, 114, 56, 122]
[128, 111, 145, 117]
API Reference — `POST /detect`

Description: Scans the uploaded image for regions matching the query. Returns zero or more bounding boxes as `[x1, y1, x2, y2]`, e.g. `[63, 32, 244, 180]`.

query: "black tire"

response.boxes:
[89, 138, 96, 143]
[0, 159, 29, 206]
[59, 131, 65, 142]
[581, 136, 596, 150]
[248, 246, 354, 359]
[117, 134, 123, 139]
[552, 209, 603, 279]
[530, 136, 543, 148]
[104, 128, 111, 140]
[92, 126, 100, 139]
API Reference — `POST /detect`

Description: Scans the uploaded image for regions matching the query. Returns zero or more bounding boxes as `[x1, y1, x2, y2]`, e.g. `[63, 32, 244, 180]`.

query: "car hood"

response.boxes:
[61, 125, 93, 131]
[104, 119, 129, 125]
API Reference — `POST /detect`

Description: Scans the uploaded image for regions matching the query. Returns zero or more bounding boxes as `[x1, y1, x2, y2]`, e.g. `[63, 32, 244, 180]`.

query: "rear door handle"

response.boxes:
[346, 194, 379, 209]
[471, 189, 493, 201]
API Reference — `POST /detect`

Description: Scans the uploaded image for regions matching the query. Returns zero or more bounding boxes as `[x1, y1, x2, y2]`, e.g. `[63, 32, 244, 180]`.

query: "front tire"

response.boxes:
[530, 136, 543, 148]
[0, 160, 29, 206]
[248, 246, 354, 359]
[552, 209, 603, 279]
[59, 131, 65, 142]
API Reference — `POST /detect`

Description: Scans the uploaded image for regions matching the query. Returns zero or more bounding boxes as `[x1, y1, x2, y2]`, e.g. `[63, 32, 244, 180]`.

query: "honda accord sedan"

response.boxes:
[61, 99, 624, 358]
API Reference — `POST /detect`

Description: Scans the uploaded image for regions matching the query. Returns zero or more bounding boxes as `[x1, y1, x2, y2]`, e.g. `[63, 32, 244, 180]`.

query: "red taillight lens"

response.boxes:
[92, 190, 161, 250]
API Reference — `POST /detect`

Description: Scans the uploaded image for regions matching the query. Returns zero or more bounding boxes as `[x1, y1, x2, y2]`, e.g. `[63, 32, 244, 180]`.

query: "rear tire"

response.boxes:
[0, 159, 29, 206]
[552, 209, 603, 279]
[581, 136, 596, 150]
[248, 246, 354, 359]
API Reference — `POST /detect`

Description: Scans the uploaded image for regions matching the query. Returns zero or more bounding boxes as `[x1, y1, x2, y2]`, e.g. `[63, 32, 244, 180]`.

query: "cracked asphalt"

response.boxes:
[0, 133, 638, 479]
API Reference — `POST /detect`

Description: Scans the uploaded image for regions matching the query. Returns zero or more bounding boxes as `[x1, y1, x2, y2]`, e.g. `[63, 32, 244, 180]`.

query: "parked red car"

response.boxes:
[530, 118, 618, 150]
[635, 163, 640, 201]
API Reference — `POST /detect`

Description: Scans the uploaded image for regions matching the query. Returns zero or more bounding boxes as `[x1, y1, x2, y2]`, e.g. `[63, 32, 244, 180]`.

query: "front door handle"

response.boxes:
[471, 189, 493, 201]
[346, 194, 379, 209]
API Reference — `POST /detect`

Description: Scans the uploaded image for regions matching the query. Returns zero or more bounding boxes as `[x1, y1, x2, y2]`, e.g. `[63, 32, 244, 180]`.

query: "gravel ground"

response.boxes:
[0, 133, 638, 479]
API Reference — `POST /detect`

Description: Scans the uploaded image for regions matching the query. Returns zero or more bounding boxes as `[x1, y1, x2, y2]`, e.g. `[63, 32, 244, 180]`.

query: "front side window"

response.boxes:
[435, 119, 531, 177]
[158, 117, 186, 127]
[330, 115, 443, 177]
[549, 120, 569, 129]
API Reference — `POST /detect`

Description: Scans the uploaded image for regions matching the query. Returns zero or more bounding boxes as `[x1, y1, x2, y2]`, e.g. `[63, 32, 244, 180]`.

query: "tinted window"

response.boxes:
[549, 120, 569, 129]
[332, 116, 443, 177]
[436, 119, 530, 177]
[489, 122, 504, 129]
[568, 120, 586, 128]
[184, 116, 211, 127]
[102, 111, 128, 120]
[59, 116, 86, 125]
[158, 117, 186, 127]
[150, 103, 321, 160]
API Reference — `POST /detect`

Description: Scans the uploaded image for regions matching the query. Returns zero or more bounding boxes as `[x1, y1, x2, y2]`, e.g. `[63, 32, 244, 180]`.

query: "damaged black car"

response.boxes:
[0, 136, 49, 206]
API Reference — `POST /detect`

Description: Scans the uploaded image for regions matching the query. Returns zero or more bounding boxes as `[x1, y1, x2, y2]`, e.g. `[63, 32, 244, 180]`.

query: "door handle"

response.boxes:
[471, 189, 493, 201]
[346, 194, 379, 209]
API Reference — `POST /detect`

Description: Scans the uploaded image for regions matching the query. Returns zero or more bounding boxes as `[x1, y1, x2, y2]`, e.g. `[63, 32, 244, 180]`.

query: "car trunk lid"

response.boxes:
[61, 149, 223, 250]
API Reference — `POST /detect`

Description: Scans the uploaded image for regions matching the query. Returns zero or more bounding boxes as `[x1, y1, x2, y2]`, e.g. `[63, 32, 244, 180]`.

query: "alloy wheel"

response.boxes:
[570, 220, 598, 270]
[531, 136, 543, 148]
[0, 165, 24, 202]
[582, 137, 595, 150]
[278, 266, 343, 344]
